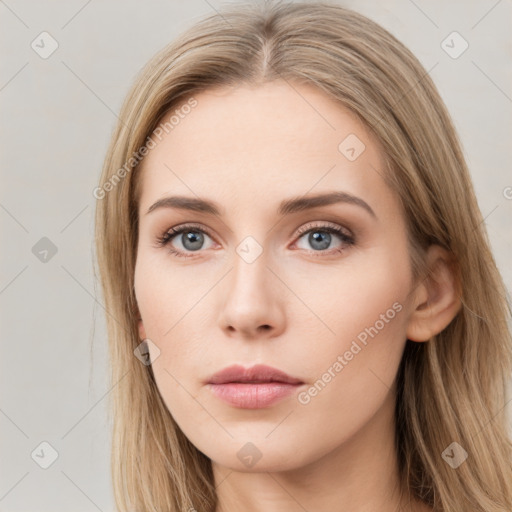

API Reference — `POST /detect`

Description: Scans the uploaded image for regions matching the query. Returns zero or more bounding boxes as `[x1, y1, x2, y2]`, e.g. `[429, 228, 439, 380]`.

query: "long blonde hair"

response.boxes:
[94, 1, 512, 510]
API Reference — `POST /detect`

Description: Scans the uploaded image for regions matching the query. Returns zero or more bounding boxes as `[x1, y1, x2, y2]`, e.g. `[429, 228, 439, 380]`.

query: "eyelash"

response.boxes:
[155, 222, 355, 259]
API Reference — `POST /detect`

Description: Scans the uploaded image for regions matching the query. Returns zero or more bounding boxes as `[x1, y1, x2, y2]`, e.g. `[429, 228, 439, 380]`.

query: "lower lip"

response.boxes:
[207, 382, 302, 409]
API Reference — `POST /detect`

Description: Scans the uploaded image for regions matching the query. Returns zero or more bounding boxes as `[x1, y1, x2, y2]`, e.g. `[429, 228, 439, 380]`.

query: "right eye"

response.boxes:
[156, 224, 216, 258]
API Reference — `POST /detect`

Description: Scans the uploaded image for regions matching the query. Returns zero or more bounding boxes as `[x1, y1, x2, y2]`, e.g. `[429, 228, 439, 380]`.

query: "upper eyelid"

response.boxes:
[295, 220, 353, 236]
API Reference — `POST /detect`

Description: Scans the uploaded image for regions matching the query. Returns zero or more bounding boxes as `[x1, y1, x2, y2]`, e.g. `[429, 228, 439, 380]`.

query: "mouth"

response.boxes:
[206, 364, 304, 409]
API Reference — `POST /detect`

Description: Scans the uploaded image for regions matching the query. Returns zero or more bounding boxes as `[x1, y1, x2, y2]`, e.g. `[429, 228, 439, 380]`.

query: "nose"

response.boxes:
[217, 247, 286, 340]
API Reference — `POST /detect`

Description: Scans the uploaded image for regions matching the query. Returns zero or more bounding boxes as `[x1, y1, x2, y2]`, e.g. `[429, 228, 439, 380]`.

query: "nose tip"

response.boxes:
[219, 262, 285, 339]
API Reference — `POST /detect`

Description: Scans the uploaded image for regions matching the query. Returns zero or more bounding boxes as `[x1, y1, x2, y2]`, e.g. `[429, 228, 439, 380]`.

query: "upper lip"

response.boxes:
[207, 364, 304, 385]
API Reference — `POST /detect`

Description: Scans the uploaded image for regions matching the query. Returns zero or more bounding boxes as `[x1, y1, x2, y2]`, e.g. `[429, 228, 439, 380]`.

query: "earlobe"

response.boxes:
[406, 245, 462, 342]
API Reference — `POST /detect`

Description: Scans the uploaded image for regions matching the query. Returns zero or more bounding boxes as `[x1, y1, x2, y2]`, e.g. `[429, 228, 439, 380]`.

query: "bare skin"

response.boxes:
[134, 80, 460, 512]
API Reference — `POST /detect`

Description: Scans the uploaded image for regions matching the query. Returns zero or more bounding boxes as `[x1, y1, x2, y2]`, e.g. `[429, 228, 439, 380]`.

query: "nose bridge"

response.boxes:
[230, 233, 272, 299]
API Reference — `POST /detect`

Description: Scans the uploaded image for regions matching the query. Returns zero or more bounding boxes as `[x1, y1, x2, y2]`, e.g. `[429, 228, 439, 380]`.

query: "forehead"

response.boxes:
[137, 80, 398, 222]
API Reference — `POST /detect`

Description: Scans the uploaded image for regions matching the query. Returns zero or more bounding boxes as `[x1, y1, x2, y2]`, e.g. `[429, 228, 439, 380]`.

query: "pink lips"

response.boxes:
[206, 364, 304, 409]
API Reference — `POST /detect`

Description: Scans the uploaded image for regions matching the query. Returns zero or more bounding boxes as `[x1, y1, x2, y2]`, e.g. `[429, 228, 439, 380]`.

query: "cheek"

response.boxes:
[134, 254, 200, 338]
[134, 261, 192, 415]
[134, 262, 168, 338]
[292, 248, 411, 402]
[292, 245, 411, 346]
[134, 257, 211, 383]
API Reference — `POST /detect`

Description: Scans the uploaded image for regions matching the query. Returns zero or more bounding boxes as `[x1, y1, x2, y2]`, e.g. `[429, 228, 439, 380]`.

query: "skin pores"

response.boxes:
[134, 80, 423, 509]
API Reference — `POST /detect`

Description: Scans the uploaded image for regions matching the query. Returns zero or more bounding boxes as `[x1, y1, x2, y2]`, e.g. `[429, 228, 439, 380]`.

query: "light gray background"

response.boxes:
[1, 1, 511, 510]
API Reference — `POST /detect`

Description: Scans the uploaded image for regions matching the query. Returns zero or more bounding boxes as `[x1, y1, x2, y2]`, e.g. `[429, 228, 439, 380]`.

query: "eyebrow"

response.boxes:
[145, 191, 376, 219]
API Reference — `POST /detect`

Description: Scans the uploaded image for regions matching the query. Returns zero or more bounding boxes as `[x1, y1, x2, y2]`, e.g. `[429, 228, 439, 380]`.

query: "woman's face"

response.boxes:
[134, 80, 419, 472]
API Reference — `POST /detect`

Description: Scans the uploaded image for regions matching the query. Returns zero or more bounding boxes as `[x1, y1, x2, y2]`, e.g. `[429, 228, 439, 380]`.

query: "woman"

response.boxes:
[94, 1, 512, 511]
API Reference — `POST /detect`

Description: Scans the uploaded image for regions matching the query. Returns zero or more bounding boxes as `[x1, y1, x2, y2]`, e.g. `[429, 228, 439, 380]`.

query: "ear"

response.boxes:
[406, 245, 462, 342]
[138, 317, 147, 341]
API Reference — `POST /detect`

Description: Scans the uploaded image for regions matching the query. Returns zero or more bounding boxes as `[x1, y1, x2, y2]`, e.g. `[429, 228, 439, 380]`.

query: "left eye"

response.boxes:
[293, 224, 355, 255]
